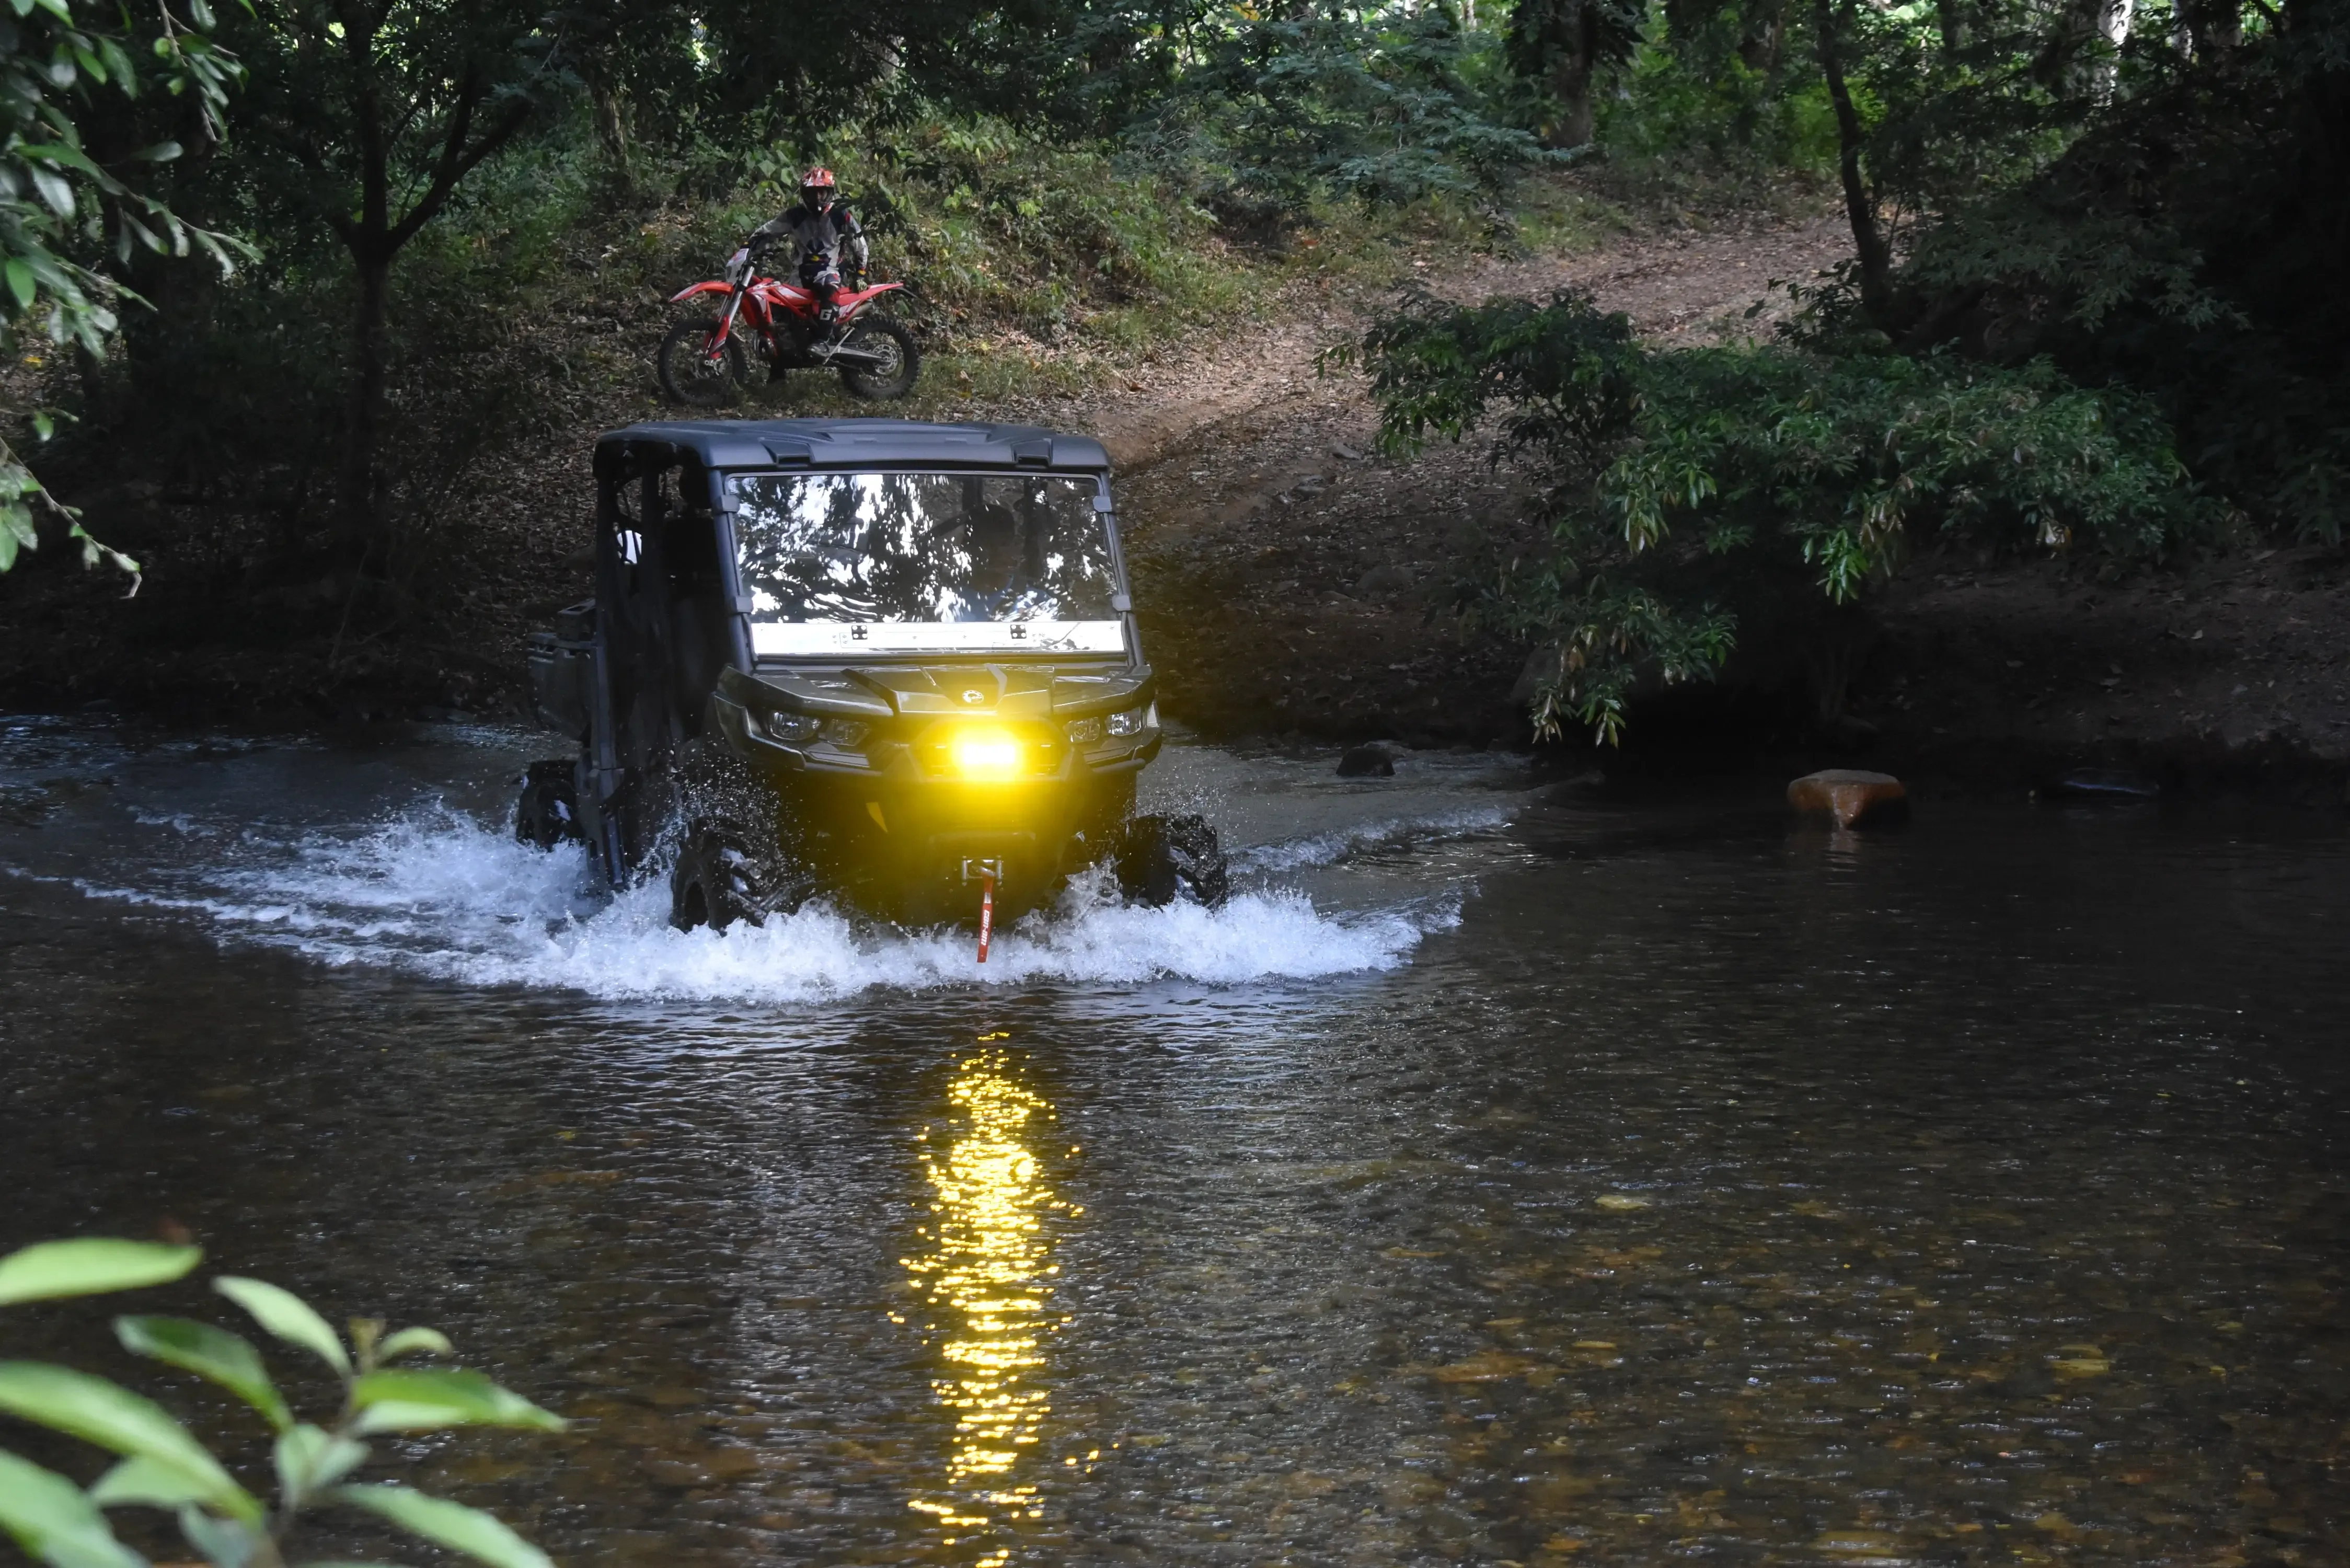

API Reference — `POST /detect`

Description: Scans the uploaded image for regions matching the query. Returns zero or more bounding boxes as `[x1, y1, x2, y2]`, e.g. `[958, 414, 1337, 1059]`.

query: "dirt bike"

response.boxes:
[656, 244, 920, 406]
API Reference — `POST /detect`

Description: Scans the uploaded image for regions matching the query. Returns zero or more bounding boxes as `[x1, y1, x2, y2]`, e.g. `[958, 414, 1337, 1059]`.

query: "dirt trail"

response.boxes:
[1062, 212, 1850, 476]
[1054, 212, 2350, 801]
[1028, 212, 1854, 745]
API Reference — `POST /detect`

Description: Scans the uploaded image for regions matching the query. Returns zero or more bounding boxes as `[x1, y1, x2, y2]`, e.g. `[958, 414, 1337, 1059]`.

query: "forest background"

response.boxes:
[0, 0, 2342, 745]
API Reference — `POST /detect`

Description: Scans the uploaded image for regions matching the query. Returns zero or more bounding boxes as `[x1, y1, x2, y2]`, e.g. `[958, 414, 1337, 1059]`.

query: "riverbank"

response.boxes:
[4, 179, 2345, 803]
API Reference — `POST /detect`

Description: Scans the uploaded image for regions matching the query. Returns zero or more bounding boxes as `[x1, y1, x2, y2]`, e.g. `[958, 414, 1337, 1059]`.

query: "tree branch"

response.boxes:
[386, 86, 534, 251]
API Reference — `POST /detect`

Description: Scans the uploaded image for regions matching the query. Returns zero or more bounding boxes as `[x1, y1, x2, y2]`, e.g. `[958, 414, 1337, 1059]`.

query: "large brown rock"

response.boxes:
[1788, 769, 1909, 828]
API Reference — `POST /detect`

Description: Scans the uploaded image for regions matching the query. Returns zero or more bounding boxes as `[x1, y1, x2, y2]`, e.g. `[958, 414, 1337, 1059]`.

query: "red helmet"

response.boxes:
[800, 166, 836, 200]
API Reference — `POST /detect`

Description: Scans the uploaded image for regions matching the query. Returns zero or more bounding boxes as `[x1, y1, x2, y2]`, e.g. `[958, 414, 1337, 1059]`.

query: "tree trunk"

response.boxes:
[2073, 0, 2134, 98]
[1739, 0, 1787, 72]
[1814, 0, 1892, 324]
[1547, 3, 1602, 148]
[1932, 0, 1965, 56]
[338, 250, 390, 538]
[2184, 0, 2239, 53]
[588, 72, 631, 172]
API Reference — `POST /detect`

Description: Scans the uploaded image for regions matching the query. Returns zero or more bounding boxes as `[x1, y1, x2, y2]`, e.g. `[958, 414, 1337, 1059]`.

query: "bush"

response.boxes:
[777, 118, 1232, 344]
[0, 1236, 561, 1568]
[1354, 288, 2206, 741]
[1596, 40, 1840, 174]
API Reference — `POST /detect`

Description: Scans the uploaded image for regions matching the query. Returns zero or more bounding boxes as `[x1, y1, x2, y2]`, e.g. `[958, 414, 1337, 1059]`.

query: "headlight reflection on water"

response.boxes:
[903, 1045, 1077, 1562]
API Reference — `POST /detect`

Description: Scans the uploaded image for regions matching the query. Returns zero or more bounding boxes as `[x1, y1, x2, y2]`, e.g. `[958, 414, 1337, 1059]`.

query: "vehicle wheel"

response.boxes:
[836, 316, 920, 401]
[1112, 813, 1230, 908]
[657, 315, 751, 407]
[670, 822, 807, 931]
[514, 759, 580, 850]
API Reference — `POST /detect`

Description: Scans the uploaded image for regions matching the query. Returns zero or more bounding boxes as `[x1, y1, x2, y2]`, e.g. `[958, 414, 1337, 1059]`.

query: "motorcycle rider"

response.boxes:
[750, 166, 869, 325]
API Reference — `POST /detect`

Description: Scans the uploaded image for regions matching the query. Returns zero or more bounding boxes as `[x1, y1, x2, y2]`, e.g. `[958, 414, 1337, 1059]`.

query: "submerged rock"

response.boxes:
[1337, 744, 1396, 778]
[1788, 769, 1908, 828]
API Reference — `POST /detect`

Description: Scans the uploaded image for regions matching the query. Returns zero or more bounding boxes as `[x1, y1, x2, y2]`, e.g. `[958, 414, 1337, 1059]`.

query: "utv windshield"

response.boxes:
[729, 471, 1124, 657]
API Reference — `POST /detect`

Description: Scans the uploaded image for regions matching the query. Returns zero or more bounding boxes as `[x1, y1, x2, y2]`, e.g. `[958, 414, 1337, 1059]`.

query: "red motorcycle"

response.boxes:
[656, 244, 921, 406]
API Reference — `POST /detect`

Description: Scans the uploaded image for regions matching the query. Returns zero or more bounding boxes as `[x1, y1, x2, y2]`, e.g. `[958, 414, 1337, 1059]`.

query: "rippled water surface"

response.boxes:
[4, 715, 2347, 1567]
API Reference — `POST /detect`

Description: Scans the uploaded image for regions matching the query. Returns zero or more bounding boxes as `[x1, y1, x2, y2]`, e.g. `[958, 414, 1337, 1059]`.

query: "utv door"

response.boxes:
[574, 443, 745, 880]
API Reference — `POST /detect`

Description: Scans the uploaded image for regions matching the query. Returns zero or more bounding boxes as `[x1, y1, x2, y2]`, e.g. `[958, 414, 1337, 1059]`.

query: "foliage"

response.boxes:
[1593, 39, 1840, 174]
[0, 0, 250, 579]
[1354, 288, 2203, 741]
[1503, 0, 1646, 147]
[0, 0, 246, 352]
[771, 118, 1230, 343]
[1849, 0, 2350, 542]
[1, 421, 135, 578]
[0, 1237, 562, 1568]
[1587, 0, 2349, 549]
[1124, 1, 1559, 215]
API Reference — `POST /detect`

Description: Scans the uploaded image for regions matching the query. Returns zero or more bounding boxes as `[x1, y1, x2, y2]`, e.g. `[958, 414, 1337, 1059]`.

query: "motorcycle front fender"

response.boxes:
[669, 280, 735, 304]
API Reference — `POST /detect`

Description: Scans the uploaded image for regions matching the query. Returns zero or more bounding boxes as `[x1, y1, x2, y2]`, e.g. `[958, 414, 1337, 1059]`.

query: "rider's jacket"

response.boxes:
[752, 199, 869, 282]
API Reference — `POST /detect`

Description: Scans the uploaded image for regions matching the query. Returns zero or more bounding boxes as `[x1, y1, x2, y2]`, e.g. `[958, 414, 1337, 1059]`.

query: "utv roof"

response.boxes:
[594, 419, 1112, 474]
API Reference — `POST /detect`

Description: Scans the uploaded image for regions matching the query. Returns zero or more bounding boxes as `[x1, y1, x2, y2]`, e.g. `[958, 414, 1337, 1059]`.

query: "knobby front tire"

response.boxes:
[657, 315, 751, 407]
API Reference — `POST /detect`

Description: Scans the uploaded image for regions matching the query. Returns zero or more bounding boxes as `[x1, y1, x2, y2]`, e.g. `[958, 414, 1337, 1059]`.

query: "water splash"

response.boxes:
[42, 802, 1471, 1003]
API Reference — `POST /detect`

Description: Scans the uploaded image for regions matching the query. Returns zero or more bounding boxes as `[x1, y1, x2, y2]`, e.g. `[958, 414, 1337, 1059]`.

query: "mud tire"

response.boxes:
[664, 737, 812, 930]
[670, 823, 793, 931]
[1112, 813, 1230, 908]
[514, 759, 581, 849]
[657, 315, 751, 407]
[836, 316, 920, 401]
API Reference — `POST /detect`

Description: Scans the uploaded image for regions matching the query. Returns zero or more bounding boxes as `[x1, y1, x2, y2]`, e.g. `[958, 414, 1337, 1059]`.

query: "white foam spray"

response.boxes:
[45, 801, 1485, 1003]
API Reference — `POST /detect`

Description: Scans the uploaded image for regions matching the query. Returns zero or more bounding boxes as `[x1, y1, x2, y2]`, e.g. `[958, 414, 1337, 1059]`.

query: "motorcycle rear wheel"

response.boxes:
[837, 317, 920, 401]
[658, 315, 751, 407]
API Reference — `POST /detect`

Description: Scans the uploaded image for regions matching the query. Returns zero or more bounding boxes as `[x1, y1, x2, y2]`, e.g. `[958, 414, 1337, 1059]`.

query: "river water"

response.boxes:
[3, 715, 2347, 1567]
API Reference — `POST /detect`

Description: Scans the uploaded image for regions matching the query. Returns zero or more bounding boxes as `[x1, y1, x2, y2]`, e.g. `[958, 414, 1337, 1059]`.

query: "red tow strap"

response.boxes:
[976, 873, 995, 964]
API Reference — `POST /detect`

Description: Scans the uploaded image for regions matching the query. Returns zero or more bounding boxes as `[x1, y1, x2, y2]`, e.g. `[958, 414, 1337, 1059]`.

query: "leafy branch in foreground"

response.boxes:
[0, 1237, 563, 1568]
[1, 0, 257, 580]
[1349, 287, 2206, 743]
[1, 425, 136, 580]
[1, 0, 252, 353]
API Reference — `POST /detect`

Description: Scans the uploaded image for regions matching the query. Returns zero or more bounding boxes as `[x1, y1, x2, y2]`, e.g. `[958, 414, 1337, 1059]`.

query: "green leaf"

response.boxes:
[3, 259, 34, 312]
[0, 1449, 142, 1568]
[348, 1369, 562, 1435]
[374, 1328, 452, 1363]
[176, 1504, 255, 1568]
[28, 167, 75, 219]
[114, 1317, 291, 1432]
[0, 1240, 201, 1305]
[88, 1453, 218, 1509]
[327, 1486, 550, 1568]
[272, 1424, 367, 1508]
[0, 1363, 260, 1523]
[212, 1278, 349, 1376]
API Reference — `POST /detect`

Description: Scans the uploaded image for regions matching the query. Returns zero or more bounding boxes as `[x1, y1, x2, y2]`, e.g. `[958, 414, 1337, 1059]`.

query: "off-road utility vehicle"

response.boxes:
[515, 418, 1228, 933]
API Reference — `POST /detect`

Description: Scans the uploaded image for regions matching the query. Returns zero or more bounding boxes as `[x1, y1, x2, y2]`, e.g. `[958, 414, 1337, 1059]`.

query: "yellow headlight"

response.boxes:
[950, 728, 1024, 779]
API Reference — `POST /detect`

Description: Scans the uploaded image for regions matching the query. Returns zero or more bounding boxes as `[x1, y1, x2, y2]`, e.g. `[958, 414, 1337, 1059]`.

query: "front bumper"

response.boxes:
[708, 682, 1159, 922]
